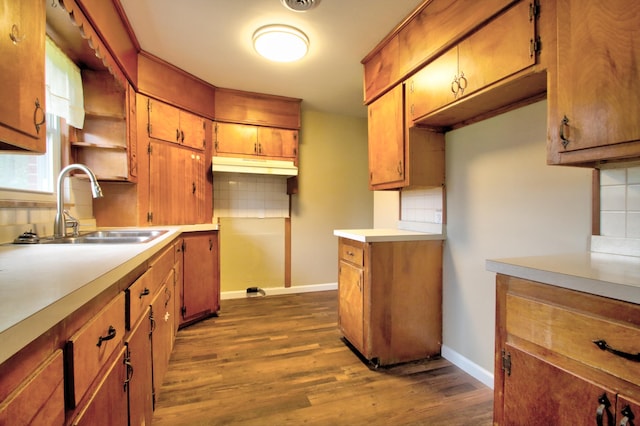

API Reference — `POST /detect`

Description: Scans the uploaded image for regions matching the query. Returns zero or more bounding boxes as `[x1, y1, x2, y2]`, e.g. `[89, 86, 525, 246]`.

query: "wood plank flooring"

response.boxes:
[152, 291, 493, 425]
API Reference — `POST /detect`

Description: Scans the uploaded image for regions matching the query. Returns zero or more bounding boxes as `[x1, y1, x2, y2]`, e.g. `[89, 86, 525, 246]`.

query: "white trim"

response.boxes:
[221, 282, 337, 300]
[441, 345, 494, 389]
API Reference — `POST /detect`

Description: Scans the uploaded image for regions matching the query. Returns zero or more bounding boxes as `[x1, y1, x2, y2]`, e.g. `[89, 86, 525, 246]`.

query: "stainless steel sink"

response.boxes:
[41, 229, 168, 244]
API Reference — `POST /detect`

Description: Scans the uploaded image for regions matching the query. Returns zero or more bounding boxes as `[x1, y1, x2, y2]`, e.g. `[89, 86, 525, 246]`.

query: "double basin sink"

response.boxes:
[41, 229, 168, 244]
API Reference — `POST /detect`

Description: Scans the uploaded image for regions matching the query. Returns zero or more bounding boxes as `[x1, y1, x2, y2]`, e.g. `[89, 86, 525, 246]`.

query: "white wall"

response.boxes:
[443, 100, 592, 378]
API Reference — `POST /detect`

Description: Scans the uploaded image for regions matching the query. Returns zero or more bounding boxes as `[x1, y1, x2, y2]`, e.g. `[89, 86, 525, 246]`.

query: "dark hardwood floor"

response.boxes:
[152, 291, 493, 425]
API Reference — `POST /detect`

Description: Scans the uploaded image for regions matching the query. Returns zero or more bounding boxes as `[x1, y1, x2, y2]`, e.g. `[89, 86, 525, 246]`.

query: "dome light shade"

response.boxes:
[253, 25, 309, 62]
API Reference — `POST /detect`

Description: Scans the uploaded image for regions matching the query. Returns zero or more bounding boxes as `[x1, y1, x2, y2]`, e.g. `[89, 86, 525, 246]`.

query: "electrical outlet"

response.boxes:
[434, 210, 443, 224]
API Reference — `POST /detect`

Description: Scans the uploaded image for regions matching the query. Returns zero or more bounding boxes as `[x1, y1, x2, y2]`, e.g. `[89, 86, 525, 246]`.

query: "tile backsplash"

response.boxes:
[600, 165, 640, 238]
[400, 187, 444, 223]
[213, 173, 290, 219]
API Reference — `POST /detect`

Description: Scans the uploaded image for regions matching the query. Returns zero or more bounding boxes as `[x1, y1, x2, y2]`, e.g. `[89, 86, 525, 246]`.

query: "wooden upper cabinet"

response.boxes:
[368, 85, 405, 189]
[257, 127, 298, 158]
[147, 98, 206, 151]
[548, 0, 640, 165]
[368, 84, 445, 190]
[408, 0, 539, 126]
[215, 88, 301, 130]
[214, 122, 299, 161]
[0, 0, 46, 152]
[362, 0, 516, 104]
[214, 122, 257, 156]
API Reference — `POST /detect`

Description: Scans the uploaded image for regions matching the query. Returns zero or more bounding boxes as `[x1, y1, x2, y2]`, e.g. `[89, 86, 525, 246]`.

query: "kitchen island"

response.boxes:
[334, 228, 445, 367]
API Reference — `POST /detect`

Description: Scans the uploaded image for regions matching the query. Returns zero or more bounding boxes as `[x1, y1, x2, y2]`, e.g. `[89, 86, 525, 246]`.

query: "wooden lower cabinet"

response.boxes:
[180, 231, 220, 327]
[150, 280, 174, 405]
[125, 307, 153, 426]
[71, 347, 129, 426]
[337, 237, 443, 366]
[0, 349, 65, 425]
[494, 274, 640, 425]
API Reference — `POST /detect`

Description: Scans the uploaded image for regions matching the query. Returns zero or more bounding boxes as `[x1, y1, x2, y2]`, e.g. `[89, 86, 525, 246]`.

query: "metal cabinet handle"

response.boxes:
[139, 287, 150, 299]
[96, 325, 117, 347]
[593, 339, 640, 362]
[9, 24, 24, 44]
[123, 358, 134, 391]
[451, 76, 459, 96]
[458, 72, 467, 96]
[181, 130, 185, 143]
[620, 405, 635, 426]
[560, 115, 570, 148]
[34, 98, 45, 134]
[596, 394, 613, 426]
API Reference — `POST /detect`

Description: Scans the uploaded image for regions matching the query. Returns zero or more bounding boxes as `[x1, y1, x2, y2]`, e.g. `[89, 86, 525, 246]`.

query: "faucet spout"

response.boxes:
[54, 164, 103, 238]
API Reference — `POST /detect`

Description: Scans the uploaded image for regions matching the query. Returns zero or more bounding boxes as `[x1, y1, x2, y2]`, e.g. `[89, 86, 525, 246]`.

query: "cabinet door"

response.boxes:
[147, 98, 181, 143]
[148, 141, 177, 225]
[257, 127, 298, 158]
[71, 347, 129, 426]
[214, 122, 257, 155]
[125, 308, 153, 426]
[150, 280, 174, 402]
[184, 151, 207, 224]
[501, 344, 616, 425]
[179, 110, 206, 151]
[457, 0, 535, 102]
[368, 84, 405, 189]
[181, 232, 219, 326]
[555, 0, 640, 153]
[173, 238, 184, 338]
[408, 48, 458, 121]
[617, 395, 640, 426]
[338, 260, 364, 352]
[0, 350, 65, 425]
[0, 0, 46, 152]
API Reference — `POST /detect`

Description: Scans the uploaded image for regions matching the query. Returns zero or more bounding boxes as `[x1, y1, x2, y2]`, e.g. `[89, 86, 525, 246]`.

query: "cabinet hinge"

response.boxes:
[501, 349, 512, 376]
[181, 306, 187, 317]
[529, 36, 542, 57]
[147, 99, 152, 112]
[147, 211, 153, 223]
[529, 0, 540, 21]
[147, 123, 152, 135]
[147, 142, 152, 154]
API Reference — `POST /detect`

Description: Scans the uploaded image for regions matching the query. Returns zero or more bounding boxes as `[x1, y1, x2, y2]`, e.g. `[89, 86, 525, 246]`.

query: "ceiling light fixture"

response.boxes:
[252, 24, 309, 63]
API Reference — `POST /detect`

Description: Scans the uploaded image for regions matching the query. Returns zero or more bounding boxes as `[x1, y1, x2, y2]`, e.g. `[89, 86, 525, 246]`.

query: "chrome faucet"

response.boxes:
[54, 164, 103, 238]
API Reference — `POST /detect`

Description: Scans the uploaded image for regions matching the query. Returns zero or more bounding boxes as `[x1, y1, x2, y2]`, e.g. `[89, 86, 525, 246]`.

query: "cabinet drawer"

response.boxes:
[506, 291, 640, 386]
[339, 239, 365, 266]
[126, 268, 154, 329]
[66, 292, 126, 408]
[149, 243, 175, 290]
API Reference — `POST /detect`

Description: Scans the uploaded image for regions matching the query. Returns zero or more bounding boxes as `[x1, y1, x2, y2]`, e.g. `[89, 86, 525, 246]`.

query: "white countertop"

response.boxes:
[333, 228, 446, 243]
[486, 252, 640, 304]
[0, 224, 218, 364]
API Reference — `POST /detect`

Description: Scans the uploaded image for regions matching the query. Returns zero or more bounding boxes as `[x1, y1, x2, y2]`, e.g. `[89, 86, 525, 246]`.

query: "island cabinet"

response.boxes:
[547, 0, 640, 166]
[407, 0, 546, 128]
[214, 122, 298, 161]
[0, 0, 46, 153]
[179, 231, 220, 328]
[368, 84, 445, 190]
[337, 237, 443, 367]
[494, 274, 640, 425]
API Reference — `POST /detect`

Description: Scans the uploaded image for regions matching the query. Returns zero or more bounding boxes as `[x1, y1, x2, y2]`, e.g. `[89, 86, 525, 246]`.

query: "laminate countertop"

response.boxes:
[486, 252, 640, 305]
[333, 228, 446, 243]
[0, 224, 218, 364]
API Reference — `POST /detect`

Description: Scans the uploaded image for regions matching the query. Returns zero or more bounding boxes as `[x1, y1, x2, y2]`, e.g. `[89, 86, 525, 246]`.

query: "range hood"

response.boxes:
[211, 156, 298, 176]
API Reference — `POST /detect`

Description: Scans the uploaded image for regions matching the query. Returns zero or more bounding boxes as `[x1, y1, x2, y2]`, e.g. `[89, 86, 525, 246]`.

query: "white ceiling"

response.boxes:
[118, 0, 424, 118]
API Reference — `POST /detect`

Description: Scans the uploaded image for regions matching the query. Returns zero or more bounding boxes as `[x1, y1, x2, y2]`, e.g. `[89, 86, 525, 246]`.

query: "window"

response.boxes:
[0, 37, 83, 198]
